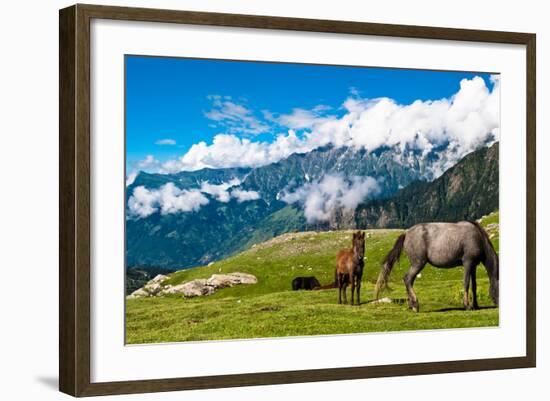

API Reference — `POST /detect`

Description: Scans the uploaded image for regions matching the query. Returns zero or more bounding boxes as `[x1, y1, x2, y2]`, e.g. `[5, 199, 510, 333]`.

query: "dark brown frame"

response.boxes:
[59, 3, 536, 397]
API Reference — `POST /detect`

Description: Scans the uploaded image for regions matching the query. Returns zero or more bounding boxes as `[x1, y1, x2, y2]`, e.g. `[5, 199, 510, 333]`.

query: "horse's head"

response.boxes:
[353, 231, 365, 261]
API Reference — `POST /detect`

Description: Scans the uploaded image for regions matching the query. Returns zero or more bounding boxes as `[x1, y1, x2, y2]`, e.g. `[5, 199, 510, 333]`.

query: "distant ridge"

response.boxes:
[126, 142, 498, 270]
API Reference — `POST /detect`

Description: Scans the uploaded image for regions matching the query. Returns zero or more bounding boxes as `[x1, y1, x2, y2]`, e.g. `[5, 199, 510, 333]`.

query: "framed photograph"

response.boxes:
[59, 4, 536, 397]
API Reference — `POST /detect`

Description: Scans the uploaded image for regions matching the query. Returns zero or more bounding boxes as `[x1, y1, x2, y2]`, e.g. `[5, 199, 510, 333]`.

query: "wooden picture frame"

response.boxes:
[59, 3, 536, 397]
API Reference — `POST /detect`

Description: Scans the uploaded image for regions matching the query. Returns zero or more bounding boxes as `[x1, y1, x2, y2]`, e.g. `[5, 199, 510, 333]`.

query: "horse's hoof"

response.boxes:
[411, 306, 419, 313]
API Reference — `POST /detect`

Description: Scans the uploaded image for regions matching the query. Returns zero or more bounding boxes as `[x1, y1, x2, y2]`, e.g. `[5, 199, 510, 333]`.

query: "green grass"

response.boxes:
[126, 212, 499, 344]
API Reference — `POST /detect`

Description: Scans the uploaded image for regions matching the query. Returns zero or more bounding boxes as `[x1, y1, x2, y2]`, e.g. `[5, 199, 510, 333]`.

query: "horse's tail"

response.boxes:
[469, 221, 499, 304]
[316, 282, 337, 290]
[374, 233, 406, 299]
[310, 270, 335, 291]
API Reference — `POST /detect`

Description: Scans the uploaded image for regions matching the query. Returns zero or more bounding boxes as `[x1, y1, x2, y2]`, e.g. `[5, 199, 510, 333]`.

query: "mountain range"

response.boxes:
[126, 142, 499, 270]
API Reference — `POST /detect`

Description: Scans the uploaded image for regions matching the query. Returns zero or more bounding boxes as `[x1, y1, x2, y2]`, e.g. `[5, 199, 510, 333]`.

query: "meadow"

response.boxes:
[125, 212, 499, 344]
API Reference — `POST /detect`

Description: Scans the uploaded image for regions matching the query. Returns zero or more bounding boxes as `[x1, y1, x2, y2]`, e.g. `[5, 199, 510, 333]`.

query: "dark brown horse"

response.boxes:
[336, 231, 365, 305]
[292, 276, 321, 291]
[374, 221, 499, 312]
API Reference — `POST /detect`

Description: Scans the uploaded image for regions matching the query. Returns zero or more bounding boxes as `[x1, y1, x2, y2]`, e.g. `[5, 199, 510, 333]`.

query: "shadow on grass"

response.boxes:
[430, 306, 498, 313]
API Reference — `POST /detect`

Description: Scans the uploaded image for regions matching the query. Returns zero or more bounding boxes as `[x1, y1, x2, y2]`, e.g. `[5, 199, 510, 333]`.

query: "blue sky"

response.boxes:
[125, 55, 497, 173]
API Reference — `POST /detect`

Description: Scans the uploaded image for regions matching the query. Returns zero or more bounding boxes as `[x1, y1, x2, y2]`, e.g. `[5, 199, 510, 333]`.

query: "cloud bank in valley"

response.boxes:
[135, 75, 499, 176]
[231, 188, 261, 203]
[128, 180, 261, 218]
[199, 178, 242, 203]
[128, 183, 209, 218]
[281, 174, 381, 223]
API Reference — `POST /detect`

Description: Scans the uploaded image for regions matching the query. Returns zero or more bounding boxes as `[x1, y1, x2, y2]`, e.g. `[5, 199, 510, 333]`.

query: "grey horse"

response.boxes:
[374, 221, 499, 312]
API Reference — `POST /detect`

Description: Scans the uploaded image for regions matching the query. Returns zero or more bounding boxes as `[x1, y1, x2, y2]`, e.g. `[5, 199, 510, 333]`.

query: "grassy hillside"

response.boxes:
[126, 211, 499, 344]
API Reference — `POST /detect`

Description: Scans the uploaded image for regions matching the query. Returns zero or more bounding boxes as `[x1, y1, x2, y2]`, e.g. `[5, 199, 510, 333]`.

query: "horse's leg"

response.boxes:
[463, 260, 474, 310]
[356, 275, 362, 306]
[337, 273, 342, 304]
[342, 281, 348, 304]
[471, 264, 479, 310]
[403, 262, 425, 312]
[350, 273, 355, 306]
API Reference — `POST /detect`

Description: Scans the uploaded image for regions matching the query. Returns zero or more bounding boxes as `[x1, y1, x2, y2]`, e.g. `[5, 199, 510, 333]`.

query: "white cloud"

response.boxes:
[205, 96, 269, 135]
[125, 171, 138, 186]
[126, 155, 164, 184]
[127, 183, 209, 218]
[281, 174, 381, 223]
[135, 155, 162, 171]
[263, 104, 334, 130]
[341, 76, 498, 158]
[340, 176, 382, 209]
[167, 131, 313, 172]
[231, 189, 261, 203]
[128, 186, 160, 218]
[277, 108, 318, 129]
[272, 108, 331, 130]
[127, 179, 260, 218]
[158, 184, 209, 215]
[129, 76, 499, 178]
[199, 178, 261, 204]
[312, 104, 332, 113]
[199, 178, 241, 203]
[349, 87, 360, 97]
[155, 138, 176, 145]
